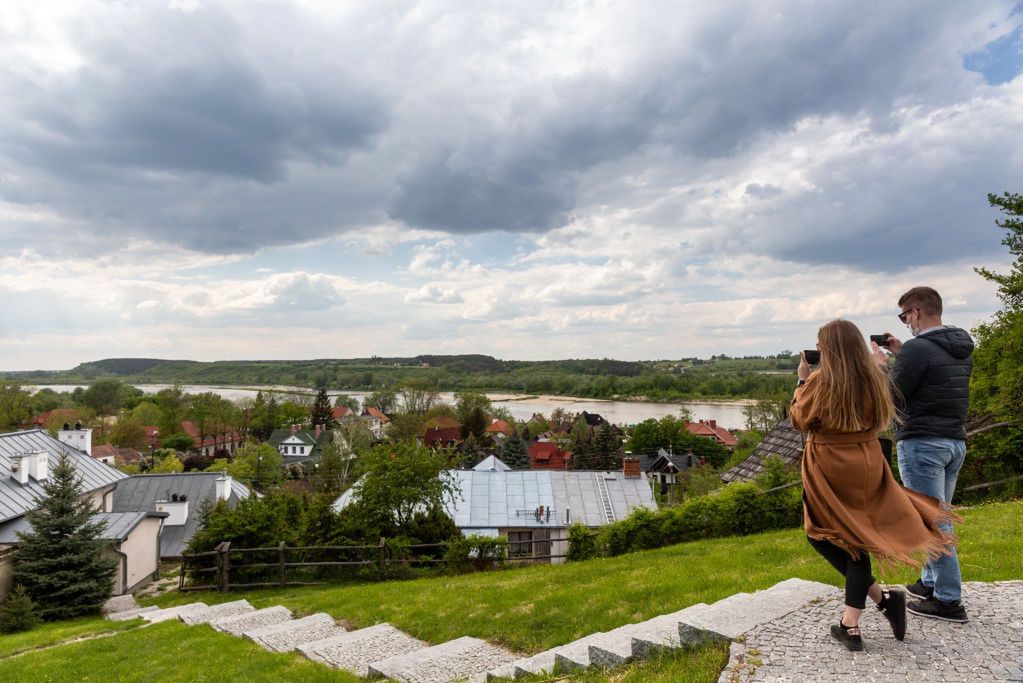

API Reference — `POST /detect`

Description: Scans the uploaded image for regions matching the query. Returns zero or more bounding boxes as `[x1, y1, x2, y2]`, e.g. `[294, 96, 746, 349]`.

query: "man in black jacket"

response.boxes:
[872, 286, 973, 623]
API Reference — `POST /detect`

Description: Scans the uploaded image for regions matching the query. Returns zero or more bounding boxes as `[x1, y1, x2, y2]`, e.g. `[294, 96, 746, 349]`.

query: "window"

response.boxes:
[507, 531, 533, 557]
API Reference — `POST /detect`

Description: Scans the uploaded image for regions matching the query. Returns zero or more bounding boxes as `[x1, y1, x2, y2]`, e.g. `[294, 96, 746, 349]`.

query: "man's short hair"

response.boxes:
[898, 286, 943, 317]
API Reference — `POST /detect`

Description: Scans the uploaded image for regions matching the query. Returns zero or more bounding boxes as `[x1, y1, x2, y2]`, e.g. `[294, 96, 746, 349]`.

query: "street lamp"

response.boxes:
[150, 430, 159, 471]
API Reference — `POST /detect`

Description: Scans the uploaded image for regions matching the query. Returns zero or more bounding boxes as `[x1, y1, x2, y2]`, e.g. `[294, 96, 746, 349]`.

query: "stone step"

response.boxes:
[103, 595, 140, 614]
[141, 602, 209, 624]
[586, 602, 713, 668]
[107, 605, 160, 621]
[368, 635, 517, 683]
[498, 630, 608, 677]
[244, 613, 346, 653]
[180, 600, 255, 626]
[212, 605, 292, 636]
[298, 623, 428, 677]
[679, 578, 840, 642]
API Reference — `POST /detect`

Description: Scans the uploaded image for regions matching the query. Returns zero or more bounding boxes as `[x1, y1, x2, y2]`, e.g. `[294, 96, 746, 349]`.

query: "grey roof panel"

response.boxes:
[0, 429, 127, 523]
[110, 473, 252, 557]
[0, 510, 152, 545]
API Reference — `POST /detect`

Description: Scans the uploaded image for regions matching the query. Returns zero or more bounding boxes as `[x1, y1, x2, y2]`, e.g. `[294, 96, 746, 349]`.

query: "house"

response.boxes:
[577, 411, 609, 432]
[528, 441, 572, 470]
[91, 444, 144, 467]
[333, 460, 657, 564]
[333, 406, 388, 439]
[423, 427, 461, 449]
[362, 407, 390, 437]
[485, 418, 514, 441]
[638, 447, 699, 492]
[23, 408, 81, 431]
[721, 418, 805, 483]
[268, 425, 332, 465]
[685, 419, 738, 449]
[0, 428, 165, 598]
[180, 421, 244, 457]
[109, 472, 253, 559]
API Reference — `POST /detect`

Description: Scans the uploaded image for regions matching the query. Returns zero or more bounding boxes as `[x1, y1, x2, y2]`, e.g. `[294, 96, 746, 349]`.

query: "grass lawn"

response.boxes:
[1, 499, 1019, 681]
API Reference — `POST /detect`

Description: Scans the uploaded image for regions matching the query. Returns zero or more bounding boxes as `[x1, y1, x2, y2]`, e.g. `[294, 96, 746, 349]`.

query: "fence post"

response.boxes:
[378, 537, 386, 577]
[218, 541, 231, 592]
[278, 541, 286, 587]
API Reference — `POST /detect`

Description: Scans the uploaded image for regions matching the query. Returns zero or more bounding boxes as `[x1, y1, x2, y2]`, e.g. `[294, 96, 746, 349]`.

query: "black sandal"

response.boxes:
[830, 621, 864, 651]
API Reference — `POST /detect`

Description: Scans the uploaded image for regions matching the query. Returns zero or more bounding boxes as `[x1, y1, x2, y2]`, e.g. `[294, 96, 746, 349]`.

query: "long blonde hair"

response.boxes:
[812, 319, 896, 432]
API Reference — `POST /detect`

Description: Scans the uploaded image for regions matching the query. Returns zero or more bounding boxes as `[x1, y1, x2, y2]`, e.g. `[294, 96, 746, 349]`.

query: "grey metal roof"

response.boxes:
[446, 469, 656, 529]
[0, 429, 127, 524]
[721, 418, 806, 483]
[473, 455, 511, 472]
[109, 473, 251, 558]
[0, 510, 160, 545]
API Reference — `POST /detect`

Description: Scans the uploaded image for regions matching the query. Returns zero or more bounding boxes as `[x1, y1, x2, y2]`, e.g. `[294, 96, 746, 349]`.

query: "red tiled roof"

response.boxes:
[485, 419, 513, 435]
[528, 442, 572, 470]
[332, 406, 352, 419]
[422, 416, 459, 432]
[423, 427, 461, 447]
[363, 407, 390, 423]
[179, 421, 243, 449]
[685, 420, 738, 447]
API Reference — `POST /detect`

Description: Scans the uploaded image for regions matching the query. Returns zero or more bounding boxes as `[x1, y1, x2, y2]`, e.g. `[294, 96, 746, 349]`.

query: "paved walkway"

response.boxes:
[719, 581, 1023, 682]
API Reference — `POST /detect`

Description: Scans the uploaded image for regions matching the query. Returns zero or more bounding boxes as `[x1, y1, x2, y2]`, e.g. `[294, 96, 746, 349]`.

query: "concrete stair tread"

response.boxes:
[682, 578, 839, 639]
[368, 635, 517, 682]
[244, 613, 346, 653]
[103, 595, 140, 614]
[212, 605, 292, 635]
[587, 602, 714, 667]
[180, 599, 255, 626]
[107, 605, 160, 621]
[141, 602, 209, 623]
[298, 623, 428, 677]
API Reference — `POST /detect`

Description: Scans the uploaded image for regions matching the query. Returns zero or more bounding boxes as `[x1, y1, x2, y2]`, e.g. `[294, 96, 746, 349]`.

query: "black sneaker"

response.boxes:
[830, 622, 864, 651]
[907, 596, 969, 623]
[879, 589, 907, 640]
[906, 579, 933, 599]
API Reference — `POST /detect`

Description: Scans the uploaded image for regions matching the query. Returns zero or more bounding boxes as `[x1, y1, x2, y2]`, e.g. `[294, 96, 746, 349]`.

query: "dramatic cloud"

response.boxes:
[0, 0, 1020, 368]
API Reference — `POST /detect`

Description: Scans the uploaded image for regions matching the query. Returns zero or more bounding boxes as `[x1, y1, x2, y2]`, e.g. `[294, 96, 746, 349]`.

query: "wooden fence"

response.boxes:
[179, 536, 566, 592]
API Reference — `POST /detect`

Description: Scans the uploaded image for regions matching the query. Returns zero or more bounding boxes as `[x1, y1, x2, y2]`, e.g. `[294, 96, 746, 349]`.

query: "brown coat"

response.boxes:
[791, 373, 959, 569]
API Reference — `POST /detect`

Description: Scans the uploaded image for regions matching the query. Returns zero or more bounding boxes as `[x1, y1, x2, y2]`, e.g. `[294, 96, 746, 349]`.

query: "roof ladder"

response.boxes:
[595, 474, 616, 524]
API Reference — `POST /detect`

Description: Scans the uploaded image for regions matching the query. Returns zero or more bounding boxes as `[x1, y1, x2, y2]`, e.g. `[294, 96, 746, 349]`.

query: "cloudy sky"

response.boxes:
[1, 1, 1021, 370]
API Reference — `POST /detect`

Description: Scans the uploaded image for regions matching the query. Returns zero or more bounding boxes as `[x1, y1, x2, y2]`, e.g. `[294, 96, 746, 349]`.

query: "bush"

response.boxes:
[444, 535, 508, 572]
[0, 585, 39, 634]
[566, 523, 599, 561]
[570, 480, 803, 561]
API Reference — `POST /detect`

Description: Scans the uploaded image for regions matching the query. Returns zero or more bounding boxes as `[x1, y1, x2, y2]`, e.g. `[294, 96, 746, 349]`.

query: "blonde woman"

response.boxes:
[791, 319, 960, 651]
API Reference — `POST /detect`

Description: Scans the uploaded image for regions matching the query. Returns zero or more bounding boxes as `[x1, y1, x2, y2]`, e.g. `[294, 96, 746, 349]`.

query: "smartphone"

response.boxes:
[869, 334, 890, 347]
[803, 349, 821, 365]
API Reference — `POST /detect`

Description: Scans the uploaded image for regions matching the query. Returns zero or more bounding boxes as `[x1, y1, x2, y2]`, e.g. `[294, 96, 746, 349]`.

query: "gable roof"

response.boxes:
[363, 407, 390, 423]
[579, 411, 608, 427]
[473, 455, 511, 472]
[268, 429, 317, 446]
[0, 429, 127, 525]
[332, 406, 353, 419]
[92, 444, 143, 464]
[109, 472, 252, 557]
[485, 419, 513, 435]
[720, 418, 806, 483]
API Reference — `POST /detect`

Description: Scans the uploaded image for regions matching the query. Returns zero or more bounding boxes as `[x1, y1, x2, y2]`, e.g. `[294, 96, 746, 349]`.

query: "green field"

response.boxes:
[2, 500, 1019, 682]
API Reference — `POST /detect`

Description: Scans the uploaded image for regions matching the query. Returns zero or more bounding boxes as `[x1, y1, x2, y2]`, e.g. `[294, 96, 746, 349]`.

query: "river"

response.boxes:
[26, 384, 752, 429]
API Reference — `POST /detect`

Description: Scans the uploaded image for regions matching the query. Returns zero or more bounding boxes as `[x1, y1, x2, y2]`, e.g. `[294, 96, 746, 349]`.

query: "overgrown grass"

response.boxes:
[2, 500, 1018, 682]
[0, 614, 139, 659]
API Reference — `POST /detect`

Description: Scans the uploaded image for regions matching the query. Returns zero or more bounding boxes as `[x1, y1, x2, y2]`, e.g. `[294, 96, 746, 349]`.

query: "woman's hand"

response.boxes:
[798, 352, 812, 381]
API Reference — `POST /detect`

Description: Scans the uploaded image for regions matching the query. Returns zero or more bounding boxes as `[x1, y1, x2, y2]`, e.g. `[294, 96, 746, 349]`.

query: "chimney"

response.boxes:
[565, 506, 571, 525]
[26, 451, 49, 482]
[215, 472, 232, 502]
[290, 424, 297, 436]
[623, 457, 641, 479]
[58, 424, 92, 456]
[155, 497, 189, 526]
[314, 424, 321, 438]
[9, 453, 29, 485]
[709, 419, 717, 429]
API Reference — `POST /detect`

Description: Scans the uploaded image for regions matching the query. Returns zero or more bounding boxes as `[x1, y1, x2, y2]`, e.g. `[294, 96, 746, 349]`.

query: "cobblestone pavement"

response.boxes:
[720, 581, 1023, 682]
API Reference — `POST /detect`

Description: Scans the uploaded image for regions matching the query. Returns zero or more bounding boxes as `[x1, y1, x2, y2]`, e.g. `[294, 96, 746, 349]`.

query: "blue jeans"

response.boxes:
[896, 437, 966, 603]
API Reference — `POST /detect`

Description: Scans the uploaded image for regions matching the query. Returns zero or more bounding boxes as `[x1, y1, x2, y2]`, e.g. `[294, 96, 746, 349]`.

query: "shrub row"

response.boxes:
[568, 480, 803, 560]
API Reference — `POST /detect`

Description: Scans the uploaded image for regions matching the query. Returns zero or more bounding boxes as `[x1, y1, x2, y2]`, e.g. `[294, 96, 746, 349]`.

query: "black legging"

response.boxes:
[807, 536, 875, 609]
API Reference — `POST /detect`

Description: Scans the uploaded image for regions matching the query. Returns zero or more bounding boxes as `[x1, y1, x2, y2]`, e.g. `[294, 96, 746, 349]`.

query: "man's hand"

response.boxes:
[883, 332, 902, 354]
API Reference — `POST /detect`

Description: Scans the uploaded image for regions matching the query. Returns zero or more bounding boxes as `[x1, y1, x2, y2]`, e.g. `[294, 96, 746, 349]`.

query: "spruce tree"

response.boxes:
[0, 585, 39, 633]
[501, 433, 530, 470]
[13, 453, 117, 621]
[310, 388, 334, 428]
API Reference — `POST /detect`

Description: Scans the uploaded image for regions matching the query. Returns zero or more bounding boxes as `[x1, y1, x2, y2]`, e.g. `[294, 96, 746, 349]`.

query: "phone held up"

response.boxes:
[869, 334, 891, 347]
[803, 349, 821, 365]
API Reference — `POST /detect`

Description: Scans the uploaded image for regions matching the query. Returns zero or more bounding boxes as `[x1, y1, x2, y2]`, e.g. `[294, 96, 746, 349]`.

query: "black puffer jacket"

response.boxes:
[891, 326, 973, 440]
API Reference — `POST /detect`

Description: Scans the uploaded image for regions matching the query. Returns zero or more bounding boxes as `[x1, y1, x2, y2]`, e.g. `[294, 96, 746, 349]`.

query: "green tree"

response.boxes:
[400, 379, 439, 414]
[80, 379, 125, 416]
[311, 389, 334, 427]
[228, 441, 284, 490]
[341, 440, 456, 538]
[108, 417, 146, 450]
[501, 433, 530, 470]
[153, 451, 184, 473]
[742, 397, 788, 433]
[154, 385, 188, 436]
[0, 585, 39, 634]
[332, 393, 360, 413]
[314, 441, 357, 498]
[0, 383, 31, 430]
[365, 387, 398, 415]
[129, 401, 162, 427]
[277, 401, 310, 429]
[160, 432, 195, 453]
[13, 454, 117, 620]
